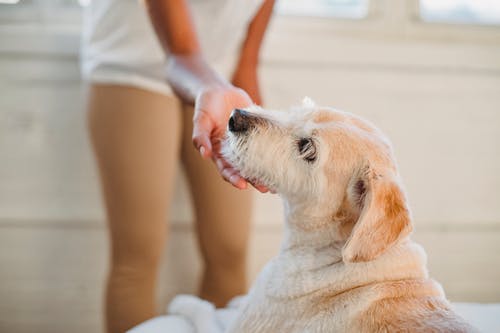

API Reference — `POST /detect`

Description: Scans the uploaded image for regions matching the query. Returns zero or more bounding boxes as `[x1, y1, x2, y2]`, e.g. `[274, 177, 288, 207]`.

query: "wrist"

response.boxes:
[197, 82, 238, 100]
[166, 53, 233, 103]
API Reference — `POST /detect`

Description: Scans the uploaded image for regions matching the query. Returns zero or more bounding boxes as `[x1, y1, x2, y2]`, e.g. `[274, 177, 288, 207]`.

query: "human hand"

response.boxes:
[192, 85, 269, 192]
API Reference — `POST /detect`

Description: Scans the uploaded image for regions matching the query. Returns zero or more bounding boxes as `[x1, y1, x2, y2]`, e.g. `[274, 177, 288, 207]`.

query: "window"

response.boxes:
[276, 0, 369, 19]
[0, 0, 87, 26]
[420, 0, 500, 26]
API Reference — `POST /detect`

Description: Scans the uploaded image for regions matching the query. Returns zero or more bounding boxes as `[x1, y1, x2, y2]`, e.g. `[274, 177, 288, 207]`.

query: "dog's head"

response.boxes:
[222, 99, 412, 263]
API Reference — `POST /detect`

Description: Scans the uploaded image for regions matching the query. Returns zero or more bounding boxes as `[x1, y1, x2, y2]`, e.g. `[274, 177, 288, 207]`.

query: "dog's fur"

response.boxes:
[222, 99, 476, 333]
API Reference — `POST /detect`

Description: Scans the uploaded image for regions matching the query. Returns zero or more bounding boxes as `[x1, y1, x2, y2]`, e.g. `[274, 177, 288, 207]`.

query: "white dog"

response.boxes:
[221, 99, 476, 332]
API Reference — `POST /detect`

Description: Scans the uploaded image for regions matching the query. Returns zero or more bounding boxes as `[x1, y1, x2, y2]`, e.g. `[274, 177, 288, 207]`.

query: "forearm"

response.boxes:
[234, 0, 275, 69]
[145, 0, 229, 104]
[232, 0, 275, 104]
[144, 0, 260, 190]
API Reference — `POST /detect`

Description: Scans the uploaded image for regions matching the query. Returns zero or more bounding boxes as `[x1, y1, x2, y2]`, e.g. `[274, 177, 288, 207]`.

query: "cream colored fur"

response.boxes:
[222, 99, 477, 333]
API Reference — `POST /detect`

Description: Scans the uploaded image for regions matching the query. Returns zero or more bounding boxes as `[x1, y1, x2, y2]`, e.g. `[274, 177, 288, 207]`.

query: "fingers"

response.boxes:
[215, 157, 272, 193]
[192, 87, 271, 192]
[252, 183, 270, 194]
[192, 107, 249, 190]
[233, 88, 254, 107]
[215, 158, 247, 189]
[192, 113, 213, 159]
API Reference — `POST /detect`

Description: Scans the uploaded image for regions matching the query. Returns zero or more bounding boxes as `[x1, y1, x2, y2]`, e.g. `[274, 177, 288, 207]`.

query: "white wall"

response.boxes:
[0, 0, 499, 332]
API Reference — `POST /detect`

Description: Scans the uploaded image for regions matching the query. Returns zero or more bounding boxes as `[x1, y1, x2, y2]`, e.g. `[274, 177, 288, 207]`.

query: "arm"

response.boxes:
[144, 0, 250, 189]
[144, 0, 272, 190]
[144, 0, 226, 104]
[232, 0, 275, 105]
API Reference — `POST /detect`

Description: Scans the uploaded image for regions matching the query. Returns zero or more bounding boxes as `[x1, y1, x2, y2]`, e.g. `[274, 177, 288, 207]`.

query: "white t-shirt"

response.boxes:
[81, 0, 263, 95]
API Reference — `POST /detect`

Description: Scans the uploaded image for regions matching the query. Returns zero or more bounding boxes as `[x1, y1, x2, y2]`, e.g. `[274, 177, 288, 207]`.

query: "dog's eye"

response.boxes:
[297, 138, 317, 163]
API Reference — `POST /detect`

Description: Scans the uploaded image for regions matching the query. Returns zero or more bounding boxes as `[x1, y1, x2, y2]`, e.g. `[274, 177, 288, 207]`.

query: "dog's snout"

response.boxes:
[229, 109, 251, 133]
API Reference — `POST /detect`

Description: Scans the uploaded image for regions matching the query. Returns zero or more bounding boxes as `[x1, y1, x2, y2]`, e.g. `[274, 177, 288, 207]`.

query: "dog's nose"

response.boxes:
[229, 109, 250, 133]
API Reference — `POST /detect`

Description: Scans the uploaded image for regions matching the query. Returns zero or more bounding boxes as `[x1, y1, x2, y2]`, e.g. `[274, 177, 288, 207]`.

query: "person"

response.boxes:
[81, 0, 274, 332]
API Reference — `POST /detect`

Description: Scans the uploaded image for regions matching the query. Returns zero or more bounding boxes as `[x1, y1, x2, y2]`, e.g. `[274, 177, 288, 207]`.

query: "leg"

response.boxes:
[180, 105, 253, 307]
[87, 84, 181, 333]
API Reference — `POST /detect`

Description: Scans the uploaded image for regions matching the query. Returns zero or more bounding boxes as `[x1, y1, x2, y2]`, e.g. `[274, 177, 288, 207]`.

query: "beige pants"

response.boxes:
[87, 84, 252, 333]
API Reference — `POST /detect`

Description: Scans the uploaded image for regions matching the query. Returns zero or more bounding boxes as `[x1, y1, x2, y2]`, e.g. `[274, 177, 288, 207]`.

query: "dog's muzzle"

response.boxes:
[229, 109, 254, 133]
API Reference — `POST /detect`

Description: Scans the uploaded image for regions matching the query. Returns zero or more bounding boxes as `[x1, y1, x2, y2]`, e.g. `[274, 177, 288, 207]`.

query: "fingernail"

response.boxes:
[230, 175, 246, 188]
[216, 159, 224, 170]
[199, 146, 206, 157]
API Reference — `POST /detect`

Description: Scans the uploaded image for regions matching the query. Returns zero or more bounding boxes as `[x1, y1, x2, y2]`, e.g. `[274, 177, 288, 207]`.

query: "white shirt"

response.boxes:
[81, 0, 264, 95]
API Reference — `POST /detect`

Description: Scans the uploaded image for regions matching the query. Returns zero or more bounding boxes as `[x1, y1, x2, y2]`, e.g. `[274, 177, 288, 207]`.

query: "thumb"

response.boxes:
[233, 87, 254, 108]
[192, 113, 214, 159]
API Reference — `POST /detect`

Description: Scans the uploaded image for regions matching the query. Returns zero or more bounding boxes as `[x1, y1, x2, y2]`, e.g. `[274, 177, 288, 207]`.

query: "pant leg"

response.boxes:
[180, 104, 253, 307]
[87, 84, 181, 333]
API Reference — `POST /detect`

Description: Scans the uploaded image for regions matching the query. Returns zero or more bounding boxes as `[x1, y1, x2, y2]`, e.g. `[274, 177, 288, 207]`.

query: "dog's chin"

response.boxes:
[224, 150, 275, 192]
[239, 167, 278, 194]
[223, 135, 278, 193]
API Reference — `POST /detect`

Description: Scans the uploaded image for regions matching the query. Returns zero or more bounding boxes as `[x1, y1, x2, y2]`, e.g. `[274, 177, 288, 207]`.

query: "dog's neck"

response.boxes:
[280, 197, 357, 250]
[265, 202, 428, 300]
[282, 216, 346, 251]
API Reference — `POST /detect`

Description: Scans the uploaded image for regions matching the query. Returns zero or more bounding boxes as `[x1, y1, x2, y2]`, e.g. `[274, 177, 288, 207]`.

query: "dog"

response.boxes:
[221, 99, 476, 332]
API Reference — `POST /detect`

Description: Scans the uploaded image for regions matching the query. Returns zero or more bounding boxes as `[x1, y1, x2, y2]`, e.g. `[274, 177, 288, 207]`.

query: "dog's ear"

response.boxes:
[342, 169, 412, 263]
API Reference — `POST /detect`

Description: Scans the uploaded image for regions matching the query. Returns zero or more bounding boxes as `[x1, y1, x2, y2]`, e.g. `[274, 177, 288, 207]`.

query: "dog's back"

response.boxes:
[357, 295, 474, 332]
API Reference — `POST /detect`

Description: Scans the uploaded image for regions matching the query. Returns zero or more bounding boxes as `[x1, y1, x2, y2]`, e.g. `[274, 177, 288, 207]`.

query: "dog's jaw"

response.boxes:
[222, 130, 283, 193]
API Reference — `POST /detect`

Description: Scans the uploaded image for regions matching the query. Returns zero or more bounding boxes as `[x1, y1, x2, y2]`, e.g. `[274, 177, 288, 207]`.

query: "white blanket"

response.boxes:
[128, 295, 500, 333]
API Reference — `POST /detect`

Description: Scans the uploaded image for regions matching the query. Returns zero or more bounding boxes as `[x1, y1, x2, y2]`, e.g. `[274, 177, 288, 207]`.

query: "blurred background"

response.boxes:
[0, 0, 499, 332]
